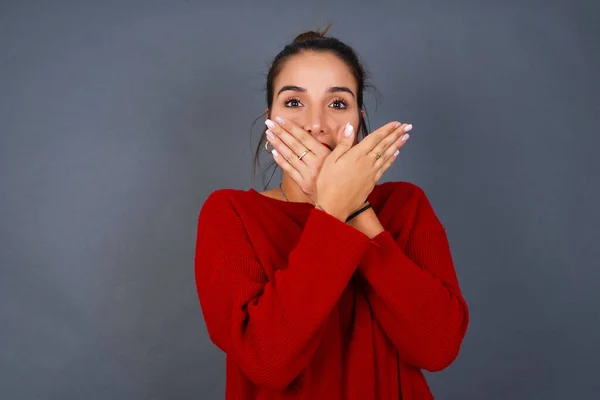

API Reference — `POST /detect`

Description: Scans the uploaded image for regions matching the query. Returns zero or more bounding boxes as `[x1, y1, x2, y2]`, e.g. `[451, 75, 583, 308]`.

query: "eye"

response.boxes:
[284, 97, 303, 108]
[329, 98, 349, 110]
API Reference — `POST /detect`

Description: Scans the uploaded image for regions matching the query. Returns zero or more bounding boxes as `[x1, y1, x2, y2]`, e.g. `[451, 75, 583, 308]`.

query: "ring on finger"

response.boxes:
[265, 141, 273, 154]
[298, 150, 309, 161]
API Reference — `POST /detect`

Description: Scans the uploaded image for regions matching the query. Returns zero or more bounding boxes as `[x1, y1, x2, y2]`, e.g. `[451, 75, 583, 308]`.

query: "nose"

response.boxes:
[303, 108, 325, 135]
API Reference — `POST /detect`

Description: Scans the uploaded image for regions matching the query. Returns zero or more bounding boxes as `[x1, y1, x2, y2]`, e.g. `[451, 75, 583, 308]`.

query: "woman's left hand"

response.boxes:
[265, 116, 337, 202]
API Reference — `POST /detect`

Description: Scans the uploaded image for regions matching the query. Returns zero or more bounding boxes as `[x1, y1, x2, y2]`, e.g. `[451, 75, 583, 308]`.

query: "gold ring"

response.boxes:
[374, 151, 382, 160]
[264, 141, 273, 154]
[298, 150, 309, 161]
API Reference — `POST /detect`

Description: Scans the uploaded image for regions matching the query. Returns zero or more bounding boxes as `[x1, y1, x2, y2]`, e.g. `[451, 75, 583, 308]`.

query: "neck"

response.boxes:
[280, 174, 311, 203]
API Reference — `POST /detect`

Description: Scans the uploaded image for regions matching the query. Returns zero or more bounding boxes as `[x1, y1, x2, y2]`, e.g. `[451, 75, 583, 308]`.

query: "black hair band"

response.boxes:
[345, 203, 372, 223]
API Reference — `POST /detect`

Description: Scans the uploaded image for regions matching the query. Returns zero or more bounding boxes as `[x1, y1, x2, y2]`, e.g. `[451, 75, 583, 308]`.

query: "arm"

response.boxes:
[194, 191, 370, 390]
[349, 190, 469, 372]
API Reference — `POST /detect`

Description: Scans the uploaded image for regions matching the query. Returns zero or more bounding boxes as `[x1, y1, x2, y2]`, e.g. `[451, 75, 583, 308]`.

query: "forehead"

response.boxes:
[275, 51, 357, 92]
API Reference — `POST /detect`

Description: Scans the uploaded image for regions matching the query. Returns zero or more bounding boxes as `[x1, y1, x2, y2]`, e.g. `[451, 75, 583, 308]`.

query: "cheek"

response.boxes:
[343, 108, 361, 129]
[268, 104, 282, 118]
[332, 113, 360, 141]
[269, 105, 302, 124]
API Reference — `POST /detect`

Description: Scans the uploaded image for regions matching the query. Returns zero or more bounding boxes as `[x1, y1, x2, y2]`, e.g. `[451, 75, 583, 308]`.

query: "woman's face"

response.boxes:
[268, 51, 362, 150]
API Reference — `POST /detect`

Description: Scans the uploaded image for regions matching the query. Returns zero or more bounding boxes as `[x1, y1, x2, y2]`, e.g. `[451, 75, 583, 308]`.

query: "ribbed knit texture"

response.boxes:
[194, 181, 469, 399]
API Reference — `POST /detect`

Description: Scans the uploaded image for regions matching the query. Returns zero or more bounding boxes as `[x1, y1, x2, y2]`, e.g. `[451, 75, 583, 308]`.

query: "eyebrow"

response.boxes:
[276, 85, 355, 98]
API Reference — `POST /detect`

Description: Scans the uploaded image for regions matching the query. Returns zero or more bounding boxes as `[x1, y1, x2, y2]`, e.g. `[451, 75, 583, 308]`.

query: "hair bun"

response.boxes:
[292, 24, 332, 43]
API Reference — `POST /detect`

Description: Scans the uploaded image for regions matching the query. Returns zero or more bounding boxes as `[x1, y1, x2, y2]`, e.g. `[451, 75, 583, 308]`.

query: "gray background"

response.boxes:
[1, 0, 598, 399]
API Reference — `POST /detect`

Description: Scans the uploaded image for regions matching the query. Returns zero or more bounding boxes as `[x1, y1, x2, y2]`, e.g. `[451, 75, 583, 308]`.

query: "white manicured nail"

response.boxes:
[344, 122, 353, 137]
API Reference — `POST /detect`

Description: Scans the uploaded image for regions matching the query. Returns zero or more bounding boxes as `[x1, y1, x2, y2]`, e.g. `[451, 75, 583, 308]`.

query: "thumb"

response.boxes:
[332, 122, 355, 159]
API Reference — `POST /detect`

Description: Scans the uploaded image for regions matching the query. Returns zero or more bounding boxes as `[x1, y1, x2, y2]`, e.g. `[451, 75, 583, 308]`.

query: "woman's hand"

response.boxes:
[266, 116, 342, 203]
[316, 121, 411, 221]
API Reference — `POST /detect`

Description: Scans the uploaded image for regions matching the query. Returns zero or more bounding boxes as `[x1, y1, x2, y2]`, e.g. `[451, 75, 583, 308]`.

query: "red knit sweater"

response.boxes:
[194, 181, 469, 399]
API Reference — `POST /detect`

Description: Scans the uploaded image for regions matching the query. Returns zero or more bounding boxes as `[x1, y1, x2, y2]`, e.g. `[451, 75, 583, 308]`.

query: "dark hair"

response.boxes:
[252, 25, 375, 188]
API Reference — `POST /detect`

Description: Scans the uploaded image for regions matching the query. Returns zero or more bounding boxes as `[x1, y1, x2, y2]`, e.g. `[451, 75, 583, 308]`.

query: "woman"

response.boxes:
[194, 27, 469, 399]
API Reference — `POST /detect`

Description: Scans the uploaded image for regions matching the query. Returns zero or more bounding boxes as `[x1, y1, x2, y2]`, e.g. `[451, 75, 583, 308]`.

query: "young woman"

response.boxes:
[194, 27, 469, 399]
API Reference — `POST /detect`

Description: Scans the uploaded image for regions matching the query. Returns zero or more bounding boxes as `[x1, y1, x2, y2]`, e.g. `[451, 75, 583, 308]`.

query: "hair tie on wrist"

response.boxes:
[345, 203, 372, 223]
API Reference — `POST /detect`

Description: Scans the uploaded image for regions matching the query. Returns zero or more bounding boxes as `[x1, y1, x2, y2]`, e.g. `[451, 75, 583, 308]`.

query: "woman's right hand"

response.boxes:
[315, 121, 412, 221]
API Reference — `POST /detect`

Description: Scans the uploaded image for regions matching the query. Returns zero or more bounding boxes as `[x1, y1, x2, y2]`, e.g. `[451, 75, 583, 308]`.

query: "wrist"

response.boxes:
[350, 200, 369, 214]
[345, 202, 372, 223]
[347, 208, 384, 238]
[314, 199, 348, 222]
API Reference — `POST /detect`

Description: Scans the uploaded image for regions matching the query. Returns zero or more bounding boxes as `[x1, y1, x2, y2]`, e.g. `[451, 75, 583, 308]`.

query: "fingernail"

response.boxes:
[393, 149, 400, 157]
[266, 130, 275, 140]
[394, 121, 402, 129]
[344, 122, 353, 137]
[265, 119, 275, 129]
[401, 133, 410, 142]
[404, 124, 413, 133]
[272, 149, 279, 157]
[275, 116, 285, 124]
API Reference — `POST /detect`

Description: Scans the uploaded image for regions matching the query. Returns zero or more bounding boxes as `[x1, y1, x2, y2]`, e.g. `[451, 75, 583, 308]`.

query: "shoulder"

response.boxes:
[199, 188, 253, 213]
[373, 181, 444, 231]
[372, 181, 428, 206]
[196, 188, 257, 243]
[196, 188, 259, 230]
[195, 188, 259, 261]
[204, 187, 250, 202]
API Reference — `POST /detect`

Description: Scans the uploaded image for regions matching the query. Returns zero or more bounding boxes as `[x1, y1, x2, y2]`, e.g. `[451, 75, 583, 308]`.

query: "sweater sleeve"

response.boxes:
[194, 191, 371, 390]
[357, 190, 469, 372]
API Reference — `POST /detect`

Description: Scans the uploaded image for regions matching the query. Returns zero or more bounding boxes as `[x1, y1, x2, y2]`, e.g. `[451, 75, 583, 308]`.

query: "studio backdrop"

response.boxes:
[1, 1, 598, 399]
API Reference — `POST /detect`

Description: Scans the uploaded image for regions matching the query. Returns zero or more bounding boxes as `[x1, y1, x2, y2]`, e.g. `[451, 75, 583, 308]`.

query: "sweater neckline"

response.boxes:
[248, 188, 314, 208]
[248, 185, 382, 209]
